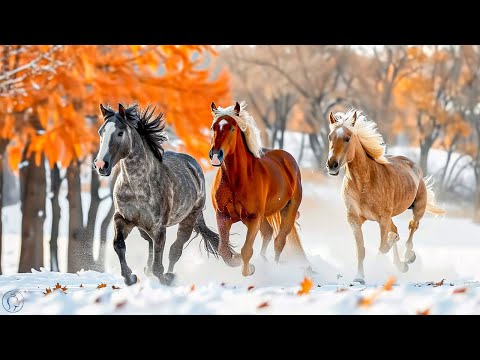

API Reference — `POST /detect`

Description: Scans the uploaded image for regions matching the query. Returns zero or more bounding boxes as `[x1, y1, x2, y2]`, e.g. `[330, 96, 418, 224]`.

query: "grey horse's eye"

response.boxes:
[118, 131, 124, 137]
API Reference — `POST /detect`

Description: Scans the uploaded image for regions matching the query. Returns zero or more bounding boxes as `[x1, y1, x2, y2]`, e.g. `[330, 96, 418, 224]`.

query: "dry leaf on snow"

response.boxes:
[297, 277, 313, 295]
[97, 283, 107, 289]
[257, 301, 269, 309]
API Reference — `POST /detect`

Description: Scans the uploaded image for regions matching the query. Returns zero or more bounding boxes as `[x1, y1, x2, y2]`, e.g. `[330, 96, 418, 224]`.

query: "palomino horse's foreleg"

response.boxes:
[216, 211, 242, 267]
[150, 226, 168, 284]
[347, 213, 366, 284]
[113, 213, 136, 285]
[139, 229, 154, 276]
[259, 218, 273, 262]
[405, 182, 427, 264]
[242, 216, 262, 276]
[381, 218, 408, 273]
[167, 209, 199, 274]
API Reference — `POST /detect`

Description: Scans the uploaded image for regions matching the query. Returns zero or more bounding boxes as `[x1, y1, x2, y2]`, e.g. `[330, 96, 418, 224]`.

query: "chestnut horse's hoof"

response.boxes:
[124, 274, 138, 286]
[242, 263, 255, 277]
[159, 273, 175, 286]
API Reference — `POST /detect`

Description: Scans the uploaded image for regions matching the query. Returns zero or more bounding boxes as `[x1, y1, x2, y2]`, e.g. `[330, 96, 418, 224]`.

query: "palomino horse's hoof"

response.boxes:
[159, 273, 175, 286]
[242, 264, 255, 277]
[353, 278, 365, 285]
[405, 250, 416, 264]
[223, 252, 242, 268]
[124, 274, 138, 286]
[396, 262, 409, 273]
[261, 255, 268, 263]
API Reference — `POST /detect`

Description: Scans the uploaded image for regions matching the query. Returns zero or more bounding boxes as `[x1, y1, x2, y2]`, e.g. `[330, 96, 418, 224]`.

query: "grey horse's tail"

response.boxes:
[193, 212, 220, 258]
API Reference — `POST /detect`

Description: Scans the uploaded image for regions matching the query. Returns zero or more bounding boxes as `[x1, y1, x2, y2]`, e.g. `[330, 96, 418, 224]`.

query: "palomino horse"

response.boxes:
[326, 109, 445, 284]
[94, 103, 220, 285]
[209, 101, 307, 277]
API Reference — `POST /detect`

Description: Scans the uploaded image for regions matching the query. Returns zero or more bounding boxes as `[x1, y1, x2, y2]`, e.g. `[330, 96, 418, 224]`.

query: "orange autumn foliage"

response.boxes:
[0, 45, 231, 170]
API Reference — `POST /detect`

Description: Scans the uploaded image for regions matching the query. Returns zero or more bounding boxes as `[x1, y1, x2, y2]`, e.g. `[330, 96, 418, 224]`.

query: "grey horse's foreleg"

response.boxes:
[150, 225, 168, 284]
[167, 209, 199, 274]
[113, 213, 136, 285]
[139, 229, 153, 276]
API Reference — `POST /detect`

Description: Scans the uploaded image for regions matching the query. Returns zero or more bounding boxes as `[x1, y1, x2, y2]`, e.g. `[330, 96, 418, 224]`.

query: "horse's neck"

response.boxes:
[121, 132, 157, 180]
[222, 132, 255, 187]
[345, 139, 375, 184]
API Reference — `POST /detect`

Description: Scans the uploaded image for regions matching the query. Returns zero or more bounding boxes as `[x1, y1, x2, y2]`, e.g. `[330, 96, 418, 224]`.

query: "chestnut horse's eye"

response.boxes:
[231, 127, 235, 132]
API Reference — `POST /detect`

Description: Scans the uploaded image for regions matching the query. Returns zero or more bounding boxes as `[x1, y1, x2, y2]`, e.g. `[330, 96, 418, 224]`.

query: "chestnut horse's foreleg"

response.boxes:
[259, 218, 273, 262]
[347, 213, 366, 284]
[242, 216, 262, 276]
[216, 211, 242, 267]
[113, 213, 136, 285]
[405, 182, 427, 264]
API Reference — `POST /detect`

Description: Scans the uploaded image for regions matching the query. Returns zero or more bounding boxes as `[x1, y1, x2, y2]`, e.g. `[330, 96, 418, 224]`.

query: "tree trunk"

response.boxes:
[474, 182, 480, 224]
[67, 161, 92, 272]
[85, 168, 102, 271]
[49, 163, 61, 272]
[0, 151, 3, 275]
[419, 142, 431, 176]
[298, 132, 306, 166]
[309, 132, 325, 169]
[18, 152, 46, 272]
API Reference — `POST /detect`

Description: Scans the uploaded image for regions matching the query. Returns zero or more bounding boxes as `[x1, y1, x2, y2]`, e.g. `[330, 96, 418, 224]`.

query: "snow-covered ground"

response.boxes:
[1, 137, 480, 314]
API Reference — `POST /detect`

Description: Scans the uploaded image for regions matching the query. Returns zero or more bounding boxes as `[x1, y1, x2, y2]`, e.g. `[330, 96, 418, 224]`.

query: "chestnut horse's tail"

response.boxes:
[423, 176, 446, 216]
[266, 211, 308, 262]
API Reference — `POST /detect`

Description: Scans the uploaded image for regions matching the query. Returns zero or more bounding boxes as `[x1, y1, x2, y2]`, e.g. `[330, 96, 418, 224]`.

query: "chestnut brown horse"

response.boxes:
[209, 101, 307, 277]
[326, 109, 445, 284]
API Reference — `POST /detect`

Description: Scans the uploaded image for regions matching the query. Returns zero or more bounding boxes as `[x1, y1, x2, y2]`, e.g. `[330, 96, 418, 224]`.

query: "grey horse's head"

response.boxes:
[94, 103, 168, 176]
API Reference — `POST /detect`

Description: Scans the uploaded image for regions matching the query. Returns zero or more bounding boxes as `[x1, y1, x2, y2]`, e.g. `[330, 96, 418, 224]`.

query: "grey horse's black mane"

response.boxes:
[102, 104, 168, 162]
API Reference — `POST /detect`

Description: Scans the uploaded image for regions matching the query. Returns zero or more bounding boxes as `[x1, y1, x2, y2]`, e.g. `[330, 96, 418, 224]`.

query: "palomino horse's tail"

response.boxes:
[423, 176, 446, 216]
[266, 211, 308, 262]
[193, 212, 221, 257]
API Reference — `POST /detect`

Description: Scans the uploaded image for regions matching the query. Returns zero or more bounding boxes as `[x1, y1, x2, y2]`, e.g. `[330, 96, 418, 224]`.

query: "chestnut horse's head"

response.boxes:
[209, 102, 241, 166]
[326, 111, 357, 176]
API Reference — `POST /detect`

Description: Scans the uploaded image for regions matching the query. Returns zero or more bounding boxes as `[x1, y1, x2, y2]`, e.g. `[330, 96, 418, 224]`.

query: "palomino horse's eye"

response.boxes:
[345, 137, 350, 143]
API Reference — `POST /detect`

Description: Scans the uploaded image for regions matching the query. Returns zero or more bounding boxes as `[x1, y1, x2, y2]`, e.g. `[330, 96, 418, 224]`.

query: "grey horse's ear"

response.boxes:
[100, 103, 108, 117]
[329, 112, 337, 125]
[352, 111, 357, 127]
[233, 102, 241, 116]
[211, 102, 217, 113]
[118, 103, 126, 119]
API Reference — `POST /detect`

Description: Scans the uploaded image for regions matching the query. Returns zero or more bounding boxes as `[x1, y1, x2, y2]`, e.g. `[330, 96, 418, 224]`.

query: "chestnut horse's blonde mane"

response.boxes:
[211, 101, 263, 158]
[331, 108, 389, 164]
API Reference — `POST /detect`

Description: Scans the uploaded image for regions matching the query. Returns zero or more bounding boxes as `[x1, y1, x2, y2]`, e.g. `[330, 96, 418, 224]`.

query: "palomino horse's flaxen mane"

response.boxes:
[331, 108, 390, 165]
[101, 104, 168, 161]
[211, 101, 263, 158]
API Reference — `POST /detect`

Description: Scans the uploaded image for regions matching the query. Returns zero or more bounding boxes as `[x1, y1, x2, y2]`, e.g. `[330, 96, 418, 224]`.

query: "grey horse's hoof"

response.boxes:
[405, 251, 416, 264]
[124, 274, 138, 286]
[144, 266, 153, 276]
[396, 262, 409, 273]
[159, 273, 175, 286]
[353, 278, 365, 285]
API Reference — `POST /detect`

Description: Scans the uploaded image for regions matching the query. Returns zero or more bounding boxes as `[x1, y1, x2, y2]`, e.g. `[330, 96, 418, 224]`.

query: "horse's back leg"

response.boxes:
[166, 208, 200, 278]
[259, 218, 273, 262]
[139, 229, 153, 276]
[113, 213, 136, 285]
[274, 191, 301, 263]
[388, 219, 408, 273]
[405, 180, 427, 264]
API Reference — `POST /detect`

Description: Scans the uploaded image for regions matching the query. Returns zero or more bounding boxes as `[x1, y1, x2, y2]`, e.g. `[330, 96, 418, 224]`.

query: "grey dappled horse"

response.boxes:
[94, 103, 221, 285]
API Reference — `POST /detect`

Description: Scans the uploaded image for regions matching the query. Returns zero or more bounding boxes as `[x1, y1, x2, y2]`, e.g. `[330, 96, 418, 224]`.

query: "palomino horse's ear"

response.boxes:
[100, 103, 108, 117]
[211, 102, 217, 113]
[329, 112, 337, 125]
[352, 111, 357, 127]
[233, 102, 241, 116]
[118, 103, 126, 119]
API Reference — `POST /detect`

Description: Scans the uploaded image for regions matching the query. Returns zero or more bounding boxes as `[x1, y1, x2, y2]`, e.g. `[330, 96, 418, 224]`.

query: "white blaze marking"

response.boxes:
[336, 127, 344, 137]
[97, 122, 115, 161]
[218, 119, 228, 131]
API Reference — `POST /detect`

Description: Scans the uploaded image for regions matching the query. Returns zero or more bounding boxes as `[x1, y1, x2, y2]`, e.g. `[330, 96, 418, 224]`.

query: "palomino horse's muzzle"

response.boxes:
[209, 148, 224, 167]
[326, 158, 340, 176]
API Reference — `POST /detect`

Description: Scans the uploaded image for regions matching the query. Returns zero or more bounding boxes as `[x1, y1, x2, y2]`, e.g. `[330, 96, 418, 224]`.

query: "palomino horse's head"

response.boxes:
[209, 101, 241, 167]
[94, 103, 133, 176]
[326, 111, 358, 176]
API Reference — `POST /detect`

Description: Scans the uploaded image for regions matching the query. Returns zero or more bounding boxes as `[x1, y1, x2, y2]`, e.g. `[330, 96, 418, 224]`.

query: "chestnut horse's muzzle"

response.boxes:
[209, 148, 224, 167]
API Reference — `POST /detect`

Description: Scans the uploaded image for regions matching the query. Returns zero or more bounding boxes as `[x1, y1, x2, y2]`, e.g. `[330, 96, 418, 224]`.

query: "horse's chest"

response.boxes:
[216, 188, 252, 222]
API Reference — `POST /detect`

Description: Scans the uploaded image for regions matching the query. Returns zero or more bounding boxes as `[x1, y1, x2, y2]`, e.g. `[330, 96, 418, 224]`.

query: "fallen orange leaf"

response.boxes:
[434, 279, 445, 287]
[115, 301, 127, 310]
[257, 301, 269, 309]
[190, 284, 196, 292]
[297, 277, 313, 295]
[97, 283, 107, 289]
[383, 277, 396, 291]
[416, 308, 431, 315]
[247, 285, 255, 291]
[453, 287, 467, 294]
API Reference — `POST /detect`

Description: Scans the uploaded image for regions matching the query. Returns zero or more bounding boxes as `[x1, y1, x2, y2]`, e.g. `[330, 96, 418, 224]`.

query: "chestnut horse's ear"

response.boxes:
[118, 103, 126, 119]
[100, 103, 108, 117]
[351, 111, 357, 127]
[211, 102, 217, 113]
[329, 112, 337, 125]
[233, 102, 241, 116]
